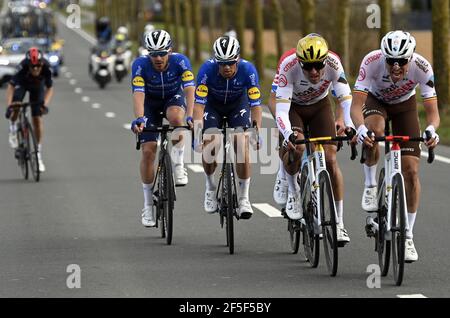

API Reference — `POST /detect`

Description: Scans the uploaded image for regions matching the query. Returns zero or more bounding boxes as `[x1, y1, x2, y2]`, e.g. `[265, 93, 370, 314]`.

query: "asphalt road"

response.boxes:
[0, 15, 450, 298]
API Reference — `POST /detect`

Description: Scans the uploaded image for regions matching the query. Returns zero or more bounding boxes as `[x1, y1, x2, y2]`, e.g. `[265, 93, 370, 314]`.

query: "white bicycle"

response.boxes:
[362, 124, 434, 286]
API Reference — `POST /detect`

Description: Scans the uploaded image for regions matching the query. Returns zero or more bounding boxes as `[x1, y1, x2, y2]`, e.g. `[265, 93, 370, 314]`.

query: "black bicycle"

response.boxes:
[213, 118, 259, 254]
[136, 124, 190, 245]
[9, 102, 41, 182]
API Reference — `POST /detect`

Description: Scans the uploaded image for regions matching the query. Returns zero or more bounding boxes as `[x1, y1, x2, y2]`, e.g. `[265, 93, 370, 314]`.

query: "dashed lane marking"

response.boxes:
[123, 123, 131, 130]
[74, 88, 83, 94]
[92, 103, 101, 109]
[105, 112, 116, 118]
[82, 96, 90, 103]
[187, 164, 204, 173]
[69, 79, 77, 85]
[252, 203, 283, 218]
[397, 294, 427, 298]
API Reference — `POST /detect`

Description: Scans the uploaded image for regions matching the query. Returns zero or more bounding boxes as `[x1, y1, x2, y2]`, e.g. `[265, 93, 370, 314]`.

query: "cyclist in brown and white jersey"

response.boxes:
[275, 34, 355, 244]
[351, 31, 440, 262]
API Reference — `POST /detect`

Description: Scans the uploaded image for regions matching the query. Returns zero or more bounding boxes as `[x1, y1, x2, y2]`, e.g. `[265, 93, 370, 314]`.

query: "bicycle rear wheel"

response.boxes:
[391, 173, 407, 286]
[300, 164, 319, 267]
[225, 163, 234, 255]
[27, 122, 40, 182]
[163, 153, 174, 245]
[16, 124, 29, 180]
[319, 170, 338, 277]
[376, 168, 390, 276]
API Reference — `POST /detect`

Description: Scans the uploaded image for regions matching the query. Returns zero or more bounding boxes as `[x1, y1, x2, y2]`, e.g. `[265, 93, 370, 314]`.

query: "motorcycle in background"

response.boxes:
[89, 43, 115, 89]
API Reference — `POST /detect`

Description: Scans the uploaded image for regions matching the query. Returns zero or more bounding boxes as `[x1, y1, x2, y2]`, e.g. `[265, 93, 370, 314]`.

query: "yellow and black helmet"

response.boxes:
[296, 33, 329, 63]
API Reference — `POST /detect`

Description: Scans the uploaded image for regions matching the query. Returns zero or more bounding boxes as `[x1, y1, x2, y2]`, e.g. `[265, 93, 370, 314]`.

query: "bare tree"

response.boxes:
[270, 0, 284, 58]
[298, 0, 315, 35]
[335, 0, 350, 69]
[182, 0, 192, 58]
[173, 0, 181, 51]
[379, 0, 391, 42]
[192, 0, 202, 63]
[251, 0, 264, 80]
[432, 0, 450, 114]
[163, 0, 174, 37]
[235, 0, 246, 58]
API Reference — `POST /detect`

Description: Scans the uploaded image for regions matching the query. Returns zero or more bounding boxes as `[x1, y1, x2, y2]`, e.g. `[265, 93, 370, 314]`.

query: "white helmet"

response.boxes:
[117, 26, 129, 37]
[144, 29, 172, 51]
[381, 30, 416, 59]
[144, 24, 155, 34]
[213, 36, 240, 62]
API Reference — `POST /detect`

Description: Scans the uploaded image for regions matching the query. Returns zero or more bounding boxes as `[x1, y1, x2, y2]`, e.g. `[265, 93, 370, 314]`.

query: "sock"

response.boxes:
[407, 212, 417, 239]
[9, 121, 17, 133]
[364, 164, 377, 187]
[172, 144, 185, 166]
[38, 144, 42, 153]
[142, 183, 154, 207]
[205, 173, 216, 191]
[277, 160, 286, 180]
[237, 177, 250, 200]
[335, 200, 344, 226]
[287, 172, 300, 193]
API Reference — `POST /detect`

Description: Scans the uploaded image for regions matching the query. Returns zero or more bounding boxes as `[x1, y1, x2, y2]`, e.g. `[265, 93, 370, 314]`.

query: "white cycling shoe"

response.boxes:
[238, 198, 253, 220]
[273, 176, 288, 206]
[405, 239, 419, 262]
[204, 190, 218, 213]
[362, 187, 378, 212]
[9, 132, 18, 149]
[174, 164, 188, 186]
[37, 152, 46, 172]
[285, 191, 302, 220]
[141, 206, 156, 227]
[336, 224, 350, 244]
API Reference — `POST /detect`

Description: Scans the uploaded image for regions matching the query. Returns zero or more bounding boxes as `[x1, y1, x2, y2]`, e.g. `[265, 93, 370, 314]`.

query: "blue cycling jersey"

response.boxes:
[195, 58, 262, 108]
[131, 53, 195, 99]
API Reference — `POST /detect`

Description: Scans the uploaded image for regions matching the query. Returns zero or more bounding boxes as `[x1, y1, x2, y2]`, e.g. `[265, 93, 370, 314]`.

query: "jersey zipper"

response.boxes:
[224, 79, 229, 104]
[160, 72, 165, 99]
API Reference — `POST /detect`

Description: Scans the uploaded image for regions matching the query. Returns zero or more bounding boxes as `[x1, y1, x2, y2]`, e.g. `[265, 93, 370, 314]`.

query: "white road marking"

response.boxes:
[187, 164, 204, 173]
[105, 112, 116, 118]
[69, 79, 77, 85]
[74, 87, 83, 94]
[92, 103, 101, 109]
[262, 112, 274, 120]
[64, 72, 72, 78]
[60, 66, 68, 73]
[81, 96, 90, 103]
[57, 13, 96, 45]
[123, 123, 132, 130]
[397, 294, 427, 298]
[252, 203, 283, 218]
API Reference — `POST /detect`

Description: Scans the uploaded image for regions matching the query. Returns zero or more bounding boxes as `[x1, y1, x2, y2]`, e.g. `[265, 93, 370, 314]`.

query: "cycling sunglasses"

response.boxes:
[299, 60, 326, 71]
[386, 58, 410, 66]
[149, 50, 169, 58]
[217, 60, 238, 66]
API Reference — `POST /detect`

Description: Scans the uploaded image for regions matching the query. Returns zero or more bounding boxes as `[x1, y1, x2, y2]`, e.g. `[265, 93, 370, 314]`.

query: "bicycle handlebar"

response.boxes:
[135, 125, 192, 150]
[360, 131, 435, 164]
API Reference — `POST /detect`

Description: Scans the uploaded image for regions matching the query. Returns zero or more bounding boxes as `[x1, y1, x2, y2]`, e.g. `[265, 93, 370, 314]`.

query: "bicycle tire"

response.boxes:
[27, 122, 40, 182]
[225, 163, 234, 255]
[319, 170, 338, 277]
[16, 124, 29, 180]
[391, 173, 406, 286]
[300, 164, 319, 267]
[376, 168, 390, 276]
[163, 152, 174, 245]
[159, 162, 166, 239]
[288, 219, 300, 254]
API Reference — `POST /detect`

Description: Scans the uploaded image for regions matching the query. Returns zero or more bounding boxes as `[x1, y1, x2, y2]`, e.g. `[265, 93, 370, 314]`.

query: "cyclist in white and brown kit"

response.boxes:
[351, 31, 440, 262]
[275, 34, 355, 244]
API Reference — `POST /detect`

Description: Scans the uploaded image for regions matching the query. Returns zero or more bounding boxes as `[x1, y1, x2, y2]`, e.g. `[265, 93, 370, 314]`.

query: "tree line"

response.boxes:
[94, 0, 448, 114]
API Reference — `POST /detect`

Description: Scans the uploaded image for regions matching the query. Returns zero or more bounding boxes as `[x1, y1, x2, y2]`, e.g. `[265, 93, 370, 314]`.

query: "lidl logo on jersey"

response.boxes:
[248, 87, 261, 100]
[182, 71, 194, 82]
[132, 76, 145, 87]
[196, 84, 208, 98]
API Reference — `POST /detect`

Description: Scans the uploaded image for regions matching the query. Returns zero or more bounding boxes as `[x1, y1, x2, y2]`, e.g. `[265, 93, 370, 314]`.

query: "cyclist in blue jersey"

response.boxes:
[130, 30, 195, 227]
[192, 36, 262, 219]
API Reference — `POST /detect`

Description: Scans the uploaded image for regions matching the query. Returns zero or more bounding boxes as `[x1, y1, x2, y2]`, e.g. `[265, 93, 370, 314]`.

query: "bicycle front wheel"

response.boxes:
[16, 124, 29, 180]
[225, 163, 234, 255]
[376, 168, 390, 276]
[391, 173, 407, 286]
[163, 153, 174, 245]
[27, 122, 40, 182]
[319, 170, 338, 277]
[300, 164, 319, 267]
